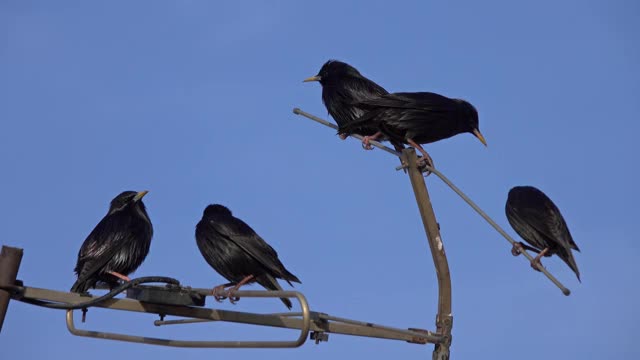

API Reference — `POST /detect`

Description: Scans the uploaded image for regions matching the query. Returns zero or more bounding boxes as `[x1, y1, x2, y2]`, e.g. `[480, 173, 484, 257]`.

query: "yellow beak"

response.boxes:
[472, 129, 488, 147]
[133, 190, 149, 202]
[303, 75, 321, 82]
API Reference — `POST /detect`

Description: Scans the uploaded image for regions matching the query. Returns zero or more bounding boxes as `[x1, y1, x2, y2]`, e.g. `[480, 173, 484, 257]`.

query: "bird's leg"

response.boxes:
[407, 138, 434, 174]
[227, 275, 255, 304]
[211, 282, 235, 302]
[530, 248, 550, 271]
[511, 242, 541, 256]
[338, 133, 348, 140]
[362, 132, 382, 150]
[107, 271, 131, 282]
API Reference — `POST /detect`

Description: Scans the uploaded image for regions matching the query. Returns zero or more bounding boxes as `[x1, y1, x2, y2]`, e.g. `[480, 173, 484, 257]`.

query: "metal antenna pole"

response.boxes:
[402, 149, 452, 360]
[0, 245, 23, 333]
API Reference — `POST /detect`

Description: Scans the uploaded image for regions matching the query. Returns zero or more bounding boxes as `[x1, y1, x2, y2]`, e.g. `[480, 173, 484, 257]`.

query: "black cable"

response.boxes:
[4, 276, 180, 310]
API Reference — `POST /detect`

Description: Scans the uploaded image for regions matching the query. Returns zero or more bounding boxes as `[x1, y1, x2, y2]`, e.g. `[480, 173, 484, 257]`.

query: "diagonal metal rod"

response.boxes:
[292, 107, 571, 296]
[293, 108, 400, 157]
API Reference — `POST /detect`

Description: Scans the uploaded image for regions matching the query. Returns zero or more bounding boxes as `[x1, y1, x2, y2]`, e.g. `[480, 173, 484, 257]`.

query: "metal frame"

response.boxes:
[5, 284, 442, 347]
[292, 107, 573, 358]
[65, 290, 311, 348]
[292, 107, 571, 296]
[0, 107, 572, 355]
[402, 148, 453, 360]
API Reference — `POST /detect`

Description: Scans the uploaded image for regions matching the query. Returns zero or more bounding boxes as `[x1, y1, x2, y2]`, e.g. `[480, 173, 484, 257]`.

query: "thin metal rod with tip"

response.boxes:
[292, 108, 571, 296]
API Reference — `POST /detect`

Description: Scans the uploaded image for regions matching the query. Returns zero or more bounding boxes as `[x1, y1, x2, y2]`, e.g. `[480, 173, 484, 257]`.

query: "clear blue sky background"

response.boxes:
[1, 1, 638, 358]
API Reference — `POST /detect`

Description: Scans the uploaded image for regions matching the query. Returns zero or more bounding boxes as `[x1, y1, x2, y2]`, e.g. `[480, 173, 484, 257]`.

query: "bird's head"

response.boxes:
[303, 60, 365, 86]
[454, 99, 487, 147]
[203, 204, 232, 218]
[108, 190, 149, 214]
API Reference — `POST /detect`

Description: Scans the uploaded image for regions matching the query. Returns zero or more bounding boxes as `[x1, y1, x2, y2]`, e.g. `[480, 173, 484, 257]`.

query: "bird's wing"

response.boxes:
[357, 92, 455, 111]
[341, 92, 458, 135]
[208, 215, 290, 279]
[514, 205, 575, 251]
[74, 216, 131, 283]
[505, 204, 547, 250]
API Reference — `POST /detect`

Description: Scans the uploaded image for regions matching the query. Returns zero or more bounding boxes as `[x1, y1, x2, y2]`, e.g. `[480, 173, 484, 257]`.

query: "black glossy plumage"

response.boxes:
[342, 91, 486, 148]
[505, 186, 581, 281]
[195, 204, 301, 309]
[71, 191, 153, 293]
[305, 60, 389, 138]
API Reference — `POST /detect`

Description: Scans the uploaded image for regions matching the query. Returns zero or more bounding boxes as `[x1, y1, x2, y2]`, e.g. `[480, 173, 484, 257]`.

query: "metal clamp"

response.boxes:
[66, 290, 311, 348]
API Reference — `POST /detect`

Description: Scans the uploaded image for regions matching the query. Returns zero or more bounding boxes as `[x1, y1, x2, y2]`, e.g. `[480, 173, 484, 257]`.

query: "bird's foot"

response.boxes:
[361, 136, 375, 150]
[338, 133, 348, 140]
[418, 159, 433, 176]
[227, 289, 241, 305]
[211, 285, 228, 302]
[224, 275, 254, 305]
[530, 258, 544, 272]
[511, 242, 525, 256]
[407, 138, 434, 176]
[530, 248, 549, 272]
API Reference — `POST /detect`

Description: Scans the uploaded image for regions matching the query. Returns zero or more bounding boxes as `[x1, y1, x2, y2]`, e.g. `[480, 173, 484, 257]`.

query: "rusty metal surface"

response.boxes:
[402, 149, 453, 360]
[0, 245, 23, 333]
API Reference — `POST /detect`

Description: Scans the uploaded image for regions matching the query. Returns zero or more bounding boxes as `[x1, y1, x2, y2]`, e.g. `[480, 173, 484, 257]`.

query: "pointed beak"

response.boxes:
[303, 75, 321, 83]
[133, 190, 149, 202]
[472, 129, 487, 147]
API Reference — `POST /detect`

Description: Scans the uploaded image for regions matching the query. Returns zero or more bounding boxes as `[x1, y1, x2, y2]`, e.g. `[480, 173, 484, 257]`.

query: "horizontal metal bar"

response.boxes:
[14, 286, 441, 344]
[65, 290, 310, 348]
[292, 107, 571, 296]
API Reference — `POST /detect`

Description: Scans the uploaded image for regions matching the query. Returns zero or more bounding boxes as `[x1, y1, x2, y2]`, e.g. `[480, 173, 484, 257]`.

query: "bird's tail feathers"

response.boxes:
[257, 274, 293, 310]
[70, 279, 90, 293]
[558, 247, 581, 283]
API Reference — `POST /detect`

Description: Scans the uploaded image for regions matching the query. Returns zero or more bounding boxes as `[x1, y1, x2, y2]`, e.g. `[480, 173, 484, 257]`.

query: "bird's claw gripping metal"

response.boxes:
[211, 286, 228, 302]
[361, 137, 375, 150]
[511, 242, 524, 256]
[227, 291, 241, 305]
[530, 259, 544, 272]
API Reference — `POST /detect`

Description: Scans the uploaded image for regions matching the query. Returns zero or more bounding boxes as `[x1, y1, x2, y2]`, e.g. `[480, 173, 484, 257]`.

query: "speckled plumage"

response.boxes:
[71, 191, 153, 293]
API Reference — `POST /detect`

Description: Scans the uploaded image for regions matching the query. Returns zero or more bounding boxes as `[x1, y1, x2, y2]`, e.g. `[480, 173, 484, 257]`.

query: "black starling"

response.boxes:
[71, 191, 153, 293]
[341, 92, 487, 168]
[303, 60, 391, 141]
[505, 186, 581, 281]
[195, 204, 301, 309]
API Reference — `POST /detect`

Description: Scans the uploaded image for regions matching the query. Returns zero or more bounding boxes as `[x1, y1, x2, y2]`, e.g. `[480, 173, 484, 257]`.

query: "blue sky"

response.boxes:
[1, 1, 638, 358]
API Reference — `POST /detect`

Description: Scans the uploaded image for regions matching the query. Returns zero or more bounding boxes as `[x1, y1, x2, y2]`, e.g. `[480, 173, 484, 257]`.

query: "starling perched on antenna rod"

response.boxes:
[303, 60, 391, 142]
[195, 204, 301, 309]
[340, 92, 488, 168]
[71, 190, 153, 293]
[505, 186, 581, 281]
